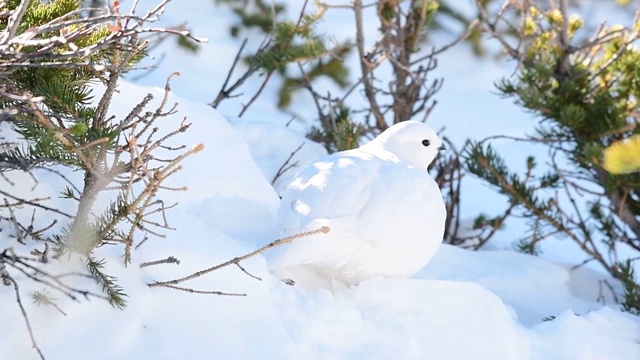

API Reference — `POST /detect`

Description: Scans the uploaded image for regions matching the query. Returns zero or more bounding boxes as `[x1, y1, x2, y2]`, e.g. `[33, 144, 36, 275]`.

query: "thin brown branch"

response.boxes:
[140, 256, 180, 268]
[7, 275, 46, 360]
[236, 262, 262, 281]
[0, 0, 31, 45]
[411, 19, 480, 65]
[238, 71, 273, 117]
[474, 0, 522, 61]
[155, 283, 246, 297]
[211, 38, 250, 108]
[353, 0, 386, 130]
[272, 142, 304, 185]
[297, 62, 331, 130]
[148, 226, 330, 288]
[0, 189, 73, 218]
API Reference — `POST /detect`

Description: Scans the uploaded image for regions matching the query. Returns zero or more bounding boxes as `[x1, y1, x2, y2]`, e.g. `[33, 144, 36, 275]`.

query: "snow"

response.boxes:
[95, 81, 281, 241]
[2, 0, 640, 359]
[275, 278, 530, 360]
[229, 118, 328, 196]
[3, 78, 639, 360]
[418, 245, 620, 326]
[530, 308, 640, 360]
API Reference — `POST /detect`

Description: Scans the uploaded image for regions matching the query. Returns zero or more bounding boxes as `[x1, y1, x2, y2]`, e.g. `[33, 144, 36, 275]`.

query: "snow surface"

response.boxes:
[3, 79, 639, 360]
[229, 117, 328, 196]
[2, 0, 640, 359]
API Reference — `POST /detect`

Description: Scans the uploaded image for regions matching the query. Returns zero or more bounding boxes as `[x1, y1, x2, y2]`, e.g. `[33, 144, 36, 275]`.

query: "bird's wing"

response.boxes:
[277, 150, 380, 234]
[271, 150, 381, 268]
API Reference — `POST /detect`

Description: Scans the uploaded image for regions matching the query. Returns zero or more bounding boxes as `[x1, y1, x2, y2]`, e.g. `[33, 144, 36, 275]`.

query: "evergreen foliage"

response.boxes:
[88, 256, 127, 308]
[1, 0, 203, 329]
[307, 108, 361, 153]
[215, 0, 482, 130]
[617, 259, 640, 315]
[215, 0, 640, 314]
[465, 1, 640, 313]
[212, 0, 478, 251]
[219, 0, 352, 112]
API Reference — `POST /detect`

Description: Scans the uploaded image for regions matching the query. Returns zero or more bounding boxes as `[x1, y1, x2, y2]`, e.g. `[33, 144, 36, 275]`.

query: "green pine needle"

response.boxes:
[87, 257, 128, 309]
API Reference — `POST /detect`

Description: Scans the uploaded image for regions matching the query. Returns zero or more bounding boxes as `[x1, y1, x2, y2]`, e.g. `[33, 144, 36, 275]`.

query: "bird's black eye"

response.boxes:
[422, 139, 431, 147]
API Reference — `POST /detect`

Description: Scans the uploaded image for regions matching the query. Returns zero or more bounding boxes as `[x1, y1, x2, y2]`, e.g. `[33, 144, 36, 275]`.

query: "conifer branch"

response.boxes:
[0, 0, 208, 354]
[467, 0, 640, 313]
[87, 256, 127, 308]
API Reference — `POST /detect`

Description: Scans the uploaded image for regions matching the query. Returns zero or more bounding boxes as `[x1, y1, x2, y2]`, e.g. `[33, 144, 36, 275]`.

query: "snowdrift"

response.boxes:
[2, 83, 639, 360]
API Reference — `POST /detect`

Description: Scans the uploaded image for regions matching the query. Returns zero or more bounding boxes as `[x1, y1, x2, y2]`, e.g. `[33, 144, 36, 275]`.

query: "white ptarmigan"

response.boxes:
[270, 120, 447, 286]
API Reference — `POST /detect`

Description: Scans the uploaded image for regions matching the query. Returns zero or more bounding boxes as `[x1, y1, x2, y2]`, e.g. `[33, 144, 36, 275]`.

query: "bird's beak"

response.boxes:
[438, 144, 446, 152]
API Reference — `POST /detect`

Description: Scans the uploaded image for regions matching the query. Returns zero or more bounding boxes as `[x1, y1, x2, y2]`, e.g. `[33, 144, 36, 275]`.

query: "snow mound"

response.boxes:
[418, 244, 619, 325]
[3, 80, 640, 360]
[531, 308, 640, 360]
[275, 277, 530, 360]
[106, 81, 281, 240]
[230, 118, 328, 196]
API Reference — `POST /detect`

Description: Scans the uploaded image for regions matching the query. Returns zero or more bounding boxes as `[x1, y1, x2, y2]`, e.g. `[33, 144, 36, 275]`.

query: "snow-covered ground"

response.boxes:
[3, 78, 639, 360]
[2, 0, 640, 359]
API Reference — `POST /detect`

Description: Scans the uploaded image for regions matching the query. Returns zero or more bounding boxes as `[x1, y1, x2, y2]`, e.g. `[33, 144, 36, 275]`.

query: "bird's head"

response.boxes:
[367, 120, 445, 170]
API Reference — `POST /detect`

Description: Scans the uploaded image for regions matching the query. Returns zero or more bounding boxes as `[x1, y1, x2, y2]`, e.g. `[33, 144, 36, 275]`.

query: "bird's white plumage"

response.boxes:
[270, 120, 447, 286]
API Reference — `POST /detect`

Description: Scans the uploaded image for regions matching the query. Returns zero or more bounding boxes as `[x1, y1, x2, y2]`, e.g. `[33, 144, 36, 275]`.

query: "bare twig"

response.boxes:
[0, 0, 31, 45]
[158, 284, 246, 297]
[211, 38, 251, 108]
[140, 256, 180, 268]
[148, 226, 330, 288]
[0, 189, 73, 218]
[272, 142, 304, 185]
[7, 275, 46, 360]
[33, 289, 67, 316]
[353, 0, 386, 130]
[236, 262, 262, 281]
[238, 72, 273, 117]
[411, 19, 480, 64]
